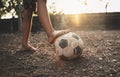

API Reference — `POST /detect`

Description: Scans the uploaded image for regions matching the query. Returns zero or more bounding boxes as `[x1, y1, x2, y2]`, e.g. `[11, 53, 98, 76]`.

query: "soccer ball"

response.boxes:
[54, 32, 84, 60]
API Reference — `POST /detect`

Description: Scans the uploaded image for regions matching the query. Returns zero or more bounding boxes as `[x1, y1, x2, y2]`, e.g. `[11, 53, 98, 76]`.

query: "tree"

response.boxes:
[49, 2, 63, 15]
[105, 2, 109, 13]
[17, 0, 23, 31]
[0, 0, 23, 31]
[0, 0, 17, 18]
[0, 0, 7, 18]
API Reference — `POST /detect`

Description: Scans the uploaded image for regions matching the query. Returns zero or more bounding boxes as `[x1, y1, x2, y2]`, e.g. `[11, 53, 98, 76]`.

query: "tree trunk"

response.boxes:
[17, 0, 22, 32]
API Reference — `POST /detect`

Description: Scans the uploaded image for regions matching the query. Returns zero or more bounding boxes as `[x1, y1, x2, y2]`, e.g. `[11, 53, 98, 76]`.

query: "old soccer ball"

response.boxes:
[54, 32, 84, 60]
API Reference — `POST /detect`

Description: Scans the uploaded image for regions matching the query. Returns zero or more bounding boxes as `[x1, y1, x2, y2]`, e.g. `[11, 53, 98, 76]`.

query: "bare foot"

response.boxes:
[48, 29, 70, 44]
[22, 44, 37, 52]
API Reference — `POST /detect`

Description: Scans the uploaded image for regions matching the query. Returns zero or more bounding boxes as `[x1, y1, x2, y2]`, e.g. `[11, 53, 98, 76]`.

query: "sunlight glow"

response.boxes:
[73, 15, 81, 26]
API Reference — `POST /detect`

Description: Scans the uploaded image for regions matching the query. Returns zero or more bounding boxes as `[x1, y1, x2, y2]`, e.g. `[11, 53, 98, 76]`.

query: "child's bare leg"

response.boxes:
[37, 0, 70, 44]
[22, 8, 37, 52]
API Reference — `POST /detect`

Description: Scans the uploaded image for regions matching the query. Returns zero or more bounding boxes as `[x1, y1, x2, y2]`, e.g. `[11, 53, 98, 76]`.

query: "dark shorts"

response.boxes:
[23, 0, 37, 11]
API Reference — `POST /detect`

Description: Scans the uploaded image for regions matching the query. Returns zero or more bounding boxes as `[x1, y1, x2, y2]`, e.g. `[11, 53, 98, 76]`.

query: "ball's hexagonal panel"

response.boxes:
[59, 39, 68, 49]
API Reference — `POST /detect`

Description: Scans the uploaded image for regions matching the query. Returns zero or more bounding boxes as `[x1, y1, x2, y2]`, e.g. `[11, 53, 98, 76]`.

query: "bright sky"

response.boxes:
[1, 0, 120, 19]
[47, 0, 120, 14]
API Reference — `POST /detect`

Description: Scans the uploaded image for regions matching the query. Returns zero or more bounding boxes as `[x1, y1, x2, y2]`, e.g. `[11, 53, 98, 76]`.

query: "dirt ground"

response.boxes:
[0, 30, 120, 77]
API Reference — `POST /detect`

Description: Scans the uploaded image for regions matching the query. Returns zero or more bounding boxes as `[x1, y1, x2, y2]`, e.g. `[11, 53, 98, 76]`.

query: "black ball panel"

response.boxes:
[74, 46, 81, 55]
[59, 39, 68, 49]
[72, 34, 79, 40]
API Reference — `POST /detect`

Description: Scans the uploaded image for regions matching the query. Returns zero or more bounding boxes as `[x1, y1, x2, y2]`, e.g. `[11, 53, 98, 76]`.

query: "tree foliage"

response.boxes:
[49, 2, 64, 15]
[0, 0, 22, 18]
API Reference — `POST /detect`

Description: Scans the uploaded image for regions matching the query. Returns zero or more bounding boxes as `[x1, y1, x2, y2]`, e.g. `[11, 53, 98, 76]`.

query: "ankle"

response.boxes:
[22, 42, 28, 47]
[46, 29, 55, 37]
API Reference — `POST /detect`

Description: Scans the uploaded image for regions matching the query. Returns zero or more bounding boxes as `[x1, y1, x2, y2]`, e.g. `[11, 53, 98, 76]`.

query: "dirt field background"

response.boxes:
[0, 30, 120, 77]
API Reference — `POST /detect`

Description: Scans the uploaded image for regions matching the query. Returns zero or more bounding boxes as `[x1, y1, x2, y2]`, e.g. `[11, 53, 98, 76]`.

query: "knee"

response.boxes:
[37, 0, 47, 4]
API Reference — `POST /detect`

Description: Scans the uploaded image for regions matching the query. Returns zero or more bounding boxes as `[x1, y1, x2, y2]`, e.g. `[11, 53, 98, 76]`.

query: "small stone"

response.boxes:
[99, 57, 103, 60]
[111, 59, 117, 62]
